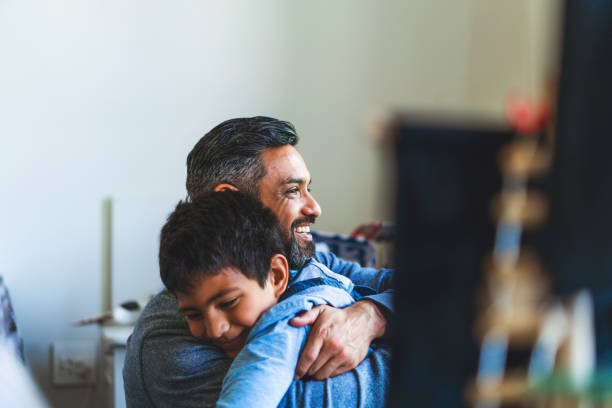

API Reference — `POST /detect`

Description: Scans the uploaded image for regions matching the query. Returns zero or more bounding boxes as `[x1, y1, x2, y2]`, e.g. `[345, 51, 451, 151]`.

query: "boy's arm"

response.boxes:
[218, 292, 391, 408]
[124, 291, 390, 408]
[216, 301, 311, 408]
[219, 325, 391, 408]
[291, 252, 393, 379]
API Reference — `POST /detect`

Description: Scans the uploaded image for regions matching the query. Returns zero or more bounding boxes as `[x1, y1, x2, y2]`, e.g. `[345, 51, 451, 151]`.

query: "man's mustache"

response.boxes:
[290, 216, 317, 233]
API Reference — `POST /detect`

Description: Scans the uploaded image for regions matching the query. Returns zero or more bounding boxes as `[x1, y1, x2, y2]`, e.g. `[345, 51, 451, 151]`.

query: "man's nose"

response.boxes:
[303, 191, 322, 218]
[205, 314, 229, 339]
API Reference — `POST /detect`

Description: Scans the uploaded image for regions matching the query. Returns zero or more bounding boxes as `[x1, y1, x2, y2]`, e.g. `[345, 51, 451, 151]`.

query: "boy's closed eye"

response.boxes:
[219, 297, 239, 309]
[184, 312, 203, 321]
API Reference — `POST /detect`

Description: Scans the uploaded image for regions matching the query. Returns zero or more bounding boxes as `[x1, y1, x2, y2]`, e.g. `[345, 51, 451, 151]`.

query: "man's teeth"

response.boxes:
[295, 226, 310, 233]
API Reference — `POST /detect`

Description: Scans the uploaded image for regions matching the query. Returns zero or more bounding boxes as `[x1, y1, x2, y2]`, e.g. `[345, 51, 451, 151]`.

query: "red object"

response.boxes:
[505, 92, 550, 134]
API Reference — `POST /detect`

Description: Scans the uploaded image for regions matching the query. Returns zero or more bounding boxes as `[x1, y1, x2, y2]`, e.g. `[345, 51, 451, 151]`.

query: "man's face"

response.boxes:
[259, 145, 322, 269]
[177, 267, 278, 358]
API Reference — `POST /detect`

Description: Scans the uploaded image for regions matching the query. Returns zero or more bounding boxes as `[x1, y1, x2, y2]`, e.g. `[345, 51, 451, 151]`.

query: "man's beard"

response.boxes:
[285, 216, 316, 270]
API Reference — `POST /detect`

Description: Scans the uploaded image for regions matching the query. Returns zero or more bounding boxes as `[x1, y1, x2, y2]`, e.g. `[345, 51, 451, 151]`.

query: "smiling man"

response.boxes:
[258, 145, 321, 271]
[123, 117, 393, 407]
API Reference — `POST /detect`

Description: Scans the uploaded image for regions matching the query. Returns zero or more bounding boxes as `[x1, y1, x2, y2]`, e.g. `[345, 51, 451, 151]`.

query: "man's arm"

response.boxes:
[316, 251, 394, 312]
[291, 252, 393, 379]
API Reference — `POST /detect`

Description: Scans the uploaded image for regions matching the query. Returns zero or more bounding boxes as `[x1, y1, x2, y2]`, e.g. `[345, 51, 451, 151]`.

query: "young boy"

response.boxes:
[159, 191, 389, 407]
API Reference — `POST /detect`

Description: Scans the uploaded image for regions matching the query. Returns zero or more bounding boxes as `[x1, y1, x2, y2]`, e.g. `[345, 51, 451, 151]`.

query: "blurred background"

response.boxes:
[0, 0, 562, 406]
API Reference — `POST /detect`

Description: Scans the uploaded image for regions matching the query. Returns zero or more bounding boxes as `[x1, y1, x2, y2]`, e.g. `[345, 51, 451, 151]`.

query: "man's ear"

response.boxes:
[268, 254, 289, 298]
[213, 183, 239, 192]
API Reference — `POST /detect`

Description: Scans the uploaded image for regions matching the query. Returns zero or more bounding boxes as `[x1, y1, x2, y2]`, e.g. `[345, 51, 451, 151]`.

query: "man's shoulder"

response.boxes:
[313, 250, 334, 265]
[300, 259, 353, 289]
[314, 250, 359, 273]
[133, 290, 182, 331]
[126, 289, 220, 357]
[124, 289, 231, 407]
[124, 290, 196, 374]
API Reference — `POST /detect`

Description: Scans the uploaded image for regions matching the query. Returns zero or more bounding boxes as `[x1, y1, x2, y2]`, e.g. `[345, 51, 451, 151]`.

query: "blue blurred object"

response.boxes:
[311, 230, 377, 267]
[0, 276, 25, 363]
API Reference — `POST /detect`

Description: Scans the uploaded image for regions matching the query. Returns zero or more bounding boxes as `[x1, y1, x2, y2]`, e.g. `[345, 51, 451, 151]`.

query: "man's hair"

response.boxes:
[186, 116, 298, 199]
[159, 190, 286, 295]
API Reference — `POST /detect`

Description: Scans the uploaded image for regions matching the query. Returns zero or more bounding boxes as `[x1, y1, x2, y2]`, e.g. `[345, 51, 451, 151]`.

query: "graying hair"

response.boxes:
[186, 116, 298, 199]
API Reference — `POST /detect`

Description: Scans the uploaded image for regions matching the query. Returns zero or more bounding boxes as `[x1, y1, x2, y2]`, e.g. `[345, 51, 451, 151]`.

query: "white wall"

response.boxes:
[0, 1, 560, 406]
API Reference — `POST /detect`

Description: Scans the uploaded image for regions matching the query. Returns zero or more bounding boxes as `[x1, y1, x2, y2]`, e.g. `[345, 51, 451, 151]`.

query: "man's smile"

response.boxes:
[294, 224, 312, 240]
[292, 216, 316, 242]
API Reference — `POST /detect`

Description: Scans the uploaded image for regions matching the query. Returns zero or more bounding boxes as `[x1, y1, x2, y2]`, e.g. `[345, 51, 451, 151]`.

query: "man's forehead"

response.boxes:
[260, 146, 311, 184]
[281, 176, 310, 185]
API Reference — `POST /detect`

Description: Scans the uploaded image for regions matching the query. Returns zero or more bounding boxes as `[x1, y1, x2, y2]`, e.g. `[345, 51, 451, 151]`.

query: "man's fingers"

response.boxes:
[289, 307, 322, 328]
[329, 363, 352, 378]
[305, 339, 338, 378]
[294, 334, 324, 379]
[311, 353, 346, 380]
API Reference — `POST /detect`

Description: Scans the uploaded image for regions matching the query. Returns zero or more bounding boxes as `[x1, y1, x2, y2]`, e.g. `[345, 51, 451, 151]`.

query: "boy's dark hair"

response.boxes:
[186, 116, 298, 199]
[159, 190, 286, 295]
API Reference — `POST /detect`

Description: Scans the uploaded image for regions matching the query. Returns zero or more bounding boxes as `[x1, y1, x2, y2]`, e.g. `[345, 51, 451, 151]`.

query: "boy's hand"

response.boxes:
[290, 300, 387, 380]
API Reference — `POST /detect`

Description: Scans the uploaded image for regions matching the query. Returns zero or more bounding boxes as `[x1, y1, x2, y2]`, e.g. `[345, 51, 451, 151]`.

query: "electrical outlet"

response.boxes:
[51, 340, 97, 386]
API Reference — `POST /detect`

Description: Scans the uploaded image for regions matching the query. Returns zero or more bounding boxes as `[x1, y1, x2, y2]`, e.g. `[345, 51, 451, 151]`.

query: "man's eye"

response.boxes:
[285, 187, 299, 197]
[219, 298, 238, 309]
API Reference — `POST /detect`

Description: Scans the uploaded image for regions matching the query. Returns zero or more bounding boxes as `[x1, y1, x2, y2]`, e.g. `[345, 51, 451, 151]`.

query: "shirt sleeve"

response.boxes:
[216, 300, 310, 408]
[315, 251, 394, 314]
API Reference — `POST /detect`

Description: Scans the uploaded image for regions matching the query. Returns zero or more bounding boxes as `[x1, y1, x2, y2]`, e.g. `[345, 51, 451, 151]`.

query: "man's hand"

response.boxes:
[289, 300, 387, 380]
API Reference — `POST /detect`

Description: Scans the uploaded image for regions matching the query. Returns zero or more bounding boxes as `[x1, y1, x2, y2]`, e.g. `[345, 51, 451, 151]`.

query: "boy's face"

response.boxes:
[176, 267, 279, 358]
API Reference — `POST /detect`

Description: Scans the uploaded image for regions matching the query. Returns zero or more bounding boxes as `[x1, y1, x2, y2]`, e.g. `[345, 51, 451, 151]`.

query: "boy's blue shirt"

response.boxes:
[218, 258, 391, 408]
[123, 252, 393, 408]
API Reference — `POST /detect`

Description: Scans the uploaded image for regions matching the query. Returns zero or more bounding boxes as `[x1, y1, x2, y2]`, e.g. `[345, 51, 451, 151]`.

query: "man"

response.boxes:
[123, 117, 393, 407]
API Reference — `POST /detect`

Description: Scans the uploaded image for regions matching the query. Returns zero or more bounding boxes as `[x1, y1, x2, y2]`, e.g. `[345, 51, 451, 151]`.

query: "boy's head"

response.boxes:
[159, 190, 289, 358]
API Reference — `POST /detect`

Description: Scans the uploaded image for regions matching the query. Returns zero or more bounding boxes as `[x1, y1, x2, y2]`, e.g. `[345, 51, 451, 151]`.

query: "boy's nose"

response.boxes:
[205, 315, 229, 339]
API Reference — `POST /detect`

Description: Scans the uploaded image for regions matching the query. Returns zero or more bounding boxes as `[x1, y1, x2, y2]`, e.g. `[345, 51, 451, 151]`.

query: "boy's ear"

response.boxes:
[268, 254, 289, 298]
[213, 184, 239, 192]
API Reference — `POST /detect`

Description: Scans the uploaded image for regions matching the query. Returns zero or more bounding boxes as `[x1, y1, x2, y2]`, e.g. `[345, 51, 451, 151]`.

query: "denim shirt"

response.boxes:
[123, 252, 393, 408]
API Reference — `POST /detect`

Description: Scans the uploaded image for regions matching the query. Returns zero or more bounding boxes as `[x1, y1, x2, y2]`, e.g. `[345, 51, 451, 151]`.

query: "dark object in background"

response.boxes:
[389, 0, 612, 405]
[532, 0, 612, 367]
[389, 119, 512, 407]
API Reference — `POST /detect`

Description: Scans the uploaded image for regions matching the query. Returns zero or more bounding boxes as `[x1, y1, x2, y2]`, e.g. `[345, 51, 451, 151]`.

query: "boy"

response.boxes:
[159, 191, 390, 407]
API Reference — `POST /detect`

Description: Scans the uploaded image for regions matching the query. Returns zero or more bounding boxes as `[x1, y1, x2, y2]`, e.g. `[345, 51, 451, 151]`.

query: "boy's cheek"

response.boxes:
[224, 348, 240, 359]
[187, 322, 206, 340]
